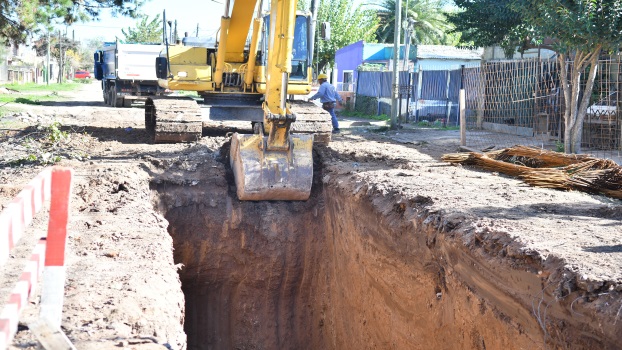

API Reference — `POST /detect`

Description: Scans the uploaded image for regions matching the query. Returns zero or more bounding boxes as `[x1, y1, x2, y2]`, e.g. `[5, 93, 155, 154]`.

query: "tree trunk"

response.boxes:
[559, 47, 602, 154]
[570, 50, 600, 153]
[559, 54, 572, 153]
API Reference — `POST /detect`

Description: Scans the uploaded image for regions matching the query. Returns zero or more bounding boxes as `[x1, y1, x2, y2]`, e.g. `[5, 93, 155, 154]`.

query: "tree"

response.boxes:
[33, 33, 79, 82]
[0, 0, 144, 44]
[77, 37, 105, 69]
[448, 0, 529, 57]
[122, 14, 162, 44]
[449, 0, 622, 154]
[375, 0, 454, 45]
[314, 0, 379, 72]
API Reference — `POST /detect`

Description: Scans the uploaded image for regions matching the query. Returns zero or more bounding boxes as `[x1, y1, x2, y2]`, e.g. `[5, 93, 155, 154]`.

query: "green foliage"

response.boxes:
[375, 0, 454, 45]
[415, 119, 458, 129]
[0, 0, 144, 44]
[314, 0, 379, 72]
[2, 82, 81, 92]
[371, 125, 390, 132]
[122, 14, 163, 44]
[77, 37, 105, 70]
[450, 0, 622, 153]
[357, 63, 386, 71]
[449, 0, 622, 56]
[0, 82, 79, 105]
[555, 141, 565, 153]
[341, 110, 390, 120]
[518, 0, 622, 54]
[13, 97, 41, 105]
[448, 0, 529, 57]
[11, 122, 90, 166]
[354, 95, 379, 115]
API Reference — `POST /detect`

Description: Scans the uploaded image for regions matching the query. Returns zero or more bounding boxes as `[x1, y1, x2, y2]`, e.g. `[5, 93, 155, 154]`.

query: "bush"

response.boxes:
[354, 95, 378, 115]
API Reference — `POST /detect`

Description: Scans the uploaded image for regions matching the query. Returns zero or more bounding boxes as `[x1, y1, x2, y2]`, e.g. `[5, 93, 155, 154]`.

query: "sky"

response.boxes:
[62, 0, 227, 43]
[60, 0, 374, 44]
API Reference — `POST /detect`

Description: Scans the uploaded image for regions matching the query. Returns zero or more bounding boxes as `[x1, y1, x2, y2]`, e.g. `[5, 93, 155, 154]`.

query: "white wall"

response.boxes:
[415, 59, 481, 71]
[483, 46, 557, 60]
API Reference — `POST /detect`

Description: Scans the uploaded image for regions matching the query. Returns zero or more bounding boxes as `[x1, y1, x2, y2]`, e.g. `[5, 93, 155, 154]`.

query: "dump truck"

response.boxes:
[94, 43, 168, 107]
[146, 0, 332, 201]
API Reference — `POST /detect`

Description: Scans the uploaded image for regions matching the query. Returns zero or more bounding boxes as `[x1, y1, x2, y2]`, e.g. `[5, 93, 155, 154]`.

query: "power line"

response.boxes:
[67, 24, 126, 29]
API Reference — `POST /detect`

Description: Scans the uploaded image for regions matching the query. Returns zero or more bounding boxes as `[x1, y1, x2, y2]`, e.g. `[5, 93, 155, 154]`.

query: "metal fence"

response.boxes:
[463, 58, 622, 162]
[353, 58, 622, 162]
[355, 71, 413, 116]
[356, 68, 465, 124]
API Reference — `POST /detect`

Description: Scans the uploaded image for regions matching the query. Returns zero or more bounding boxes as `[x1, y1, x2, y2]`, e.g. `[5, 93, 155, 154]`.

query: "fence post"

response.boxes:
[460, 65, 466, 146]
[445, 69, 451, 123]
[414, 65, 423, 122]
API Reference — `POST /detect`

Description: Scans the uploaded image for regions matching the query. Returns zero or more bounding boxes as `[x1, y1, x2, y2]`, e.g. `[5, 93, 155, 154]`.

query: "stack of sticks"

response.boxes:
[442, 146, 622, 199]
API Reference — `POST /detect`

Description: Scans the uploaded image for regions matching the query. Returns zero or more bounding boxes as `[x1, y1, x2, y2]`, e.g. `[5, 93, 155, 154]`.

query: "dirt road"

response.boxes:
[1, 82, 621, 349]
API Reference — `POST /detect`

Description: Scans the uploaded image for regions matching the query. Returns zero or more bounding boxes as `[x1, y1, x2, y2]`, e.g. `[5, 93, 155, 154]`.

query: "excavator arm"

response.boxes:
[146, 0, 323, 201]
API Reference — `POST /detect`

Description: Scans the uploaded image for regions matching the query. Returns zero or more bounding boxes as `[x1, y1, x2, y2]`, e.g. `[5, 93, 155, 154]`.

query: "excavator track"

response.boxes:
[145, 97, 203, 143]
[289, 101, 333, 145]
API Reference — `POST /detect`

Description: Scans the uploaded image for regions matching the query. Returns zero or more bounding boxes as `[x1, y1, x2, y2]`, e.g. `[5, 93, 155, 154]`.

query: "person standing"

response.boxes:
[309, 73, 343, 133]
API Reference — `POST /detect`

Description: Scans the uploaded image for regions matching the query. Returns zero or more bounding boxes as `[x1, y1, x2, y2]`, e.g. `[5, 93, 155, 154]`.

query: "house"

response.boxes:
[334, 41, 483, 91]
[1, 42, 45, 84]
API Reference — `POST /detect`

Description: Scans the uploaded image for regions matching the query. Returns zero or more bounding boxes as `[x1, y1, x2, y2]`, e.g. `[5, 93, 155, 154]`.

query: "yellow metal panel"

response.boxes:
[255, 82, 311, 95]
[168, 47, 208, 65]
[168, 81, 215, 92]
[171, 65, 212, 81]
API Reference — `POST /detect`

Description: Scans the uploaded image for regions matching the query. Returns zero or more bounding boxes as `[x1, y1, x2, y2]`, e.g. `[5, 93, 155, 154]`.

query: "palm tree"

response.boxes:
[375, 0, 453, 45]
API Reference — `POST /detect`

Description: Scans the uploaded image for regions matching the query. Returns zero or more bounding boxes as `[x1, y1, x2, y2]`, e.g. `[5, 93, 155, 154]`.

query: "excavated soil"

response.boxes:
[0, 82, 621, 349]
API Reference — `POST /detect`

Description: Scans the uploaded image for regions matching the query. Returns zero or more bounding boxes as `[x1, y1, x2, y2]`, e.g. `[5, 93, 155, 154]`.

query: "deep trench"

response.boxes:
[149, 147, 613, 350]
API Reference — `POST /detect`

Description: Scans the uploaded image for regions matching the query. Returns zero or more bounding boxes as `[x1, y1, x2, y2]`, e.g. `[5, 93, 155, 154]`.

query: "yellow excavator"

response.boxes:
[145, 0, 331, 201]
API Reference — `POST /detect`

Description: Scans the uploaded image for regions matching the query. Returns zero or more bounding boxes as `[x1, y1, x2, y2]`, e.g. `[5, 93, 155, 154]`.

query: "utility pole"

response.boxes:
[58, 30, 62, 84]
[174, 20, 178, 43]
[196, 23, 199, 37]
[46, 31, 50, 85]
[390, 0, 402, 130]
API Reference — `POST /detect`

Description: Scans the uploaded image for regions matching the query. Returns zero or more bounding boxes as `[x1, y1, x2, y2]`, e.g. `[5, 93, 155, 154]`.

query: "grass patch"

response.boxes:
[414, 120, 460, 130]
[340, 110, 389, 121]
[0, 93, 65, 105]
[1, 82, 82, 93]
[371, 126, 390, 133]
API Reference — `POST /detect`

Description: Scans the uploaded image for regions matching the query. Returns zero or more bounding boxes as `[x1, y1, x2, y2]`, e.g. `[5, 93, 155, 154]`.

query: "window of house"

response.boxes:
[343, 70, 353, 92]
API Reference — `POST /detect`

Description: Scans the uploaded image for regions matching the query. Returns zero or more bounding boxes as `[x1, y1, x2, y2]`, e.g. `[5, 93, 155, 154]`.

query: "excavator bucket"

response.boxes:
[230, 133, 314, 201]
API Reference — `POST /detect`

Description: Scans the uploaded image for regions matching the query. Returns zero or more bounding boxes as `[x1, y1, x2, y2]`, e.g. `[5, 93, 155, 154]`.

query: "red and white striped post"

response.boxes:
[39, 168, 73, 329]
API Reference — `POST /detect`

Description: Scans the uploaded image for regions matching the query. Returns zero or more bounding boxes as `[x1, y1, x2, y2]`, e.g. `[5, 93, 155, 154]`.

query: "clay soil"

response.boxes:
[1, 82, 621, 350]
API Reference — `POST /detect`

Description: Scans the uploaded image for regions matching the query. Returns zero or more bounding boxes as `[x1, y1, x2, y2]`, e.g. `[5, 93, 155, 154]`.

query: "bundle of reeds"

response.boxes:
[443, 146, 622, 199]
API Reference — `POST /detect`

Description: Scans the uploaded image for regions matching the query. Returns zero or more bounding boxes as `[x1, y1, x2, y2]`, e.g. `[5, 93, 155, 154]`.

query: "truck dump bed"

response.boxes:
[102, 43, 164, 81]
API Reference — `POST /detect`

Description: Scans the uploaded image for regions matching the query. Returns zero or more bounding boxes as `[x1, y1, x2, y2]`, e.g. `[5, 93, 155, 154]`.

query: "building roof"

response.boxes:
[415, 45, 483, 60]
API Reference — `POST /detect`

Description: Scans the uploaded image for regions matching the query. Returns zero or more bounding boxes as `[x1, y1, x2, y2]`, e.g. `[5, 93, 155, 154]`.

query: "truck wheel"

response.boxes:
[115, 96, 124, 108]
[111, 91, 118, 108]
